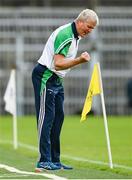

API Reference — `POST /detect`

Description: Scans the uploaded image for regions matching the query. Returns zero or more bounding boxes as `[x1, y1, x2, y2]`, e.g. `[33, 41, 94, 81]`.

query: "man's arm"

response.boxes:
[54, 52, 90, 71]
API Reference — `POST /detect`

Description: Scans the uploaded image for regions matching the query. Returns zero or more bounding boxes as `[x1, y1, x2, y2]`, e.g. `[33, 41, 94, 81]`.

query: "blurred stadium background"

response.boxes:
[0, 0, 132, 116]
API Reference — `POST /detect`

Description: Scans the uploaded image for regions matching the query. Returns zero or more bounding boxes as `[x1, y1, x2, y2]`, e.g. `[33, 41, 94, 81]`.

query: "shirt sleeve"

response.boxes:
[59, 42, 71, 56]
[54, 28, 72, 57]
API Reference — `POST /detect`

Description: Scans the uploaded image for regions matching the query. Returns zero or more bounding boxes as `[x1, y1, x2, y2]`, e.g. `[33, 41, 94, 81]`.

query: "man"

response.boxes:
[32, 9, 99, 171]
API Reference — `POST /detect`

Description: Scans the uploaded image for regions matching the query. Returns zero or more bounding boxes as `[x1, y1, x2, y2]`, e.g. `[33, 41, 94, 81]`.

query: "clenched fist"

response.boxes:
[79, 52, 91, 63]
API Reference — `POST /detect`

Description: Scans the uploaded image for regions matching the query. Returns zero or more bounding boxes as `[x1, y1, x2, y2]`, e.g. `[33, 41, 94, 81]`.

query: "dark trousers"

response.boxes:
[32, 63, 64, 163]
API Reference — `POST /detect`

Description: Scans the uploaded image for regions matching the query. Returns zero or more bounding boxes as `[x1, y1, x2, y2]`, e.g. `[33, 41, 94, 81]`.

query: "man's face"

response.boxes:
[77, 18, 96, 38]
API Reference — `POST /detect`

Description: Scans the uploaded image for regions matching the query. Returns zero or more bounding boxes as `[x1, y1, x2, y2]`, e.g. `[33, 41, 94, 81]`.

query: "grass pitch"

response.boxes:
[0, 115, 132, 179]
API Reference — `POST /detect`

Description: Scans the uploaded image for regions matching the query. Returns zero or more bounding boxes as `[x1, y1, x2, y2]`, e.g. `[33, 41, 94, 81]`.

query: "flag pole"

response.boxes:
[97, 62, 113, 169]
[13, 69, 18, 149]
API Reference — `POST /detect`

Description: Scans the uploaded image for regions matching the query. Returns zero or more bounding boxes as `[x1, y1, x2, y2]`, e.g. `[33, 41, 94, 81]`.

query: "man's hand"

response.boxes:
[79, 51, 91, 63]
[54, 52, 91, 71]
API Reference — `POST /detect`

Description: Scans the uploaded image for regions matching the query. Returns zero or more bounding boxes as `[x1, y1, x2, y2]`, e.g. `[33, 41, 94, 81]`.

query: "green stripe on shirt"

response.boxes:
[54, 24, 73, 56]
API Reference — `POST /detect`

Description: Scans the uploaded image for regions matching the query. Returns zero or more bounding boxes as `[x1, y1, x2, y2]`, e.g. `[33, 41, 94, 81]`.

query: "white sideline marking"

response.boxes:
[1, 139, 132, 171]
[62, 154, 132, 171]
[0, 174, 29, 178]
[18, 141, 132, 171]
[0, 164, 67, 180]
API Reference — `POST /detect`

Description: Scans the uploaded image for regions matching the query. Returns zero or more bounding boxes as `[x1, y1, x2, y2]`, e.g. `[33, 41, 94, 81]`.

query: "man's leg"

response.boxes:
[50, 87, 73, 170]
[50, 88, 64, 163]
[32, 64, 60, 170]
[38, 86, 55, 162]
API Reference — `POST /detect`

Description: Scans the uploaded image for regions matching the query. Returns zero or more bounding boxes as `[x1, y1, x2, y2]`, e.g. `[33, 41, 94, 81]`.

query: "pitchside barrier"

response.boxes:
[0, 7, 132, 115]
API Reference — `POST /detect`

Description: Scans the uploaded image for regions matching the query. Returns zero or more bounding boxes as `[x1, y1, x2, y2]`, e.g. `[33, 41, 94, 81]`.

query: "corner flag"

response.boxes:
[81, 62, 113, 169]
[81, 63, 101, 122]
[4, 69, 18, 149]
[4, 70, 16, 115]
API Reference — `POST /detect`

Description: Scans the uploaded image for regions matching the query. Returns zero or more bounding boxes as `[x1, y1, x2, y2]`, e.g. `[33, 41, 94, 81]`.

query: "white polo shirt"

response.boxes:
[38, 22, 80, 78]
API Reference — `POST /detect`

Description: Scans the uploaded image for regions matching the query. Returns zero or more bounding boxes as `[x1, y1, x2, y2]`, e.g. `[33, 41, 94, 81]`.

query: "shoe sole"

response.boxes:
[35, 167, 61, 172]
[35, 168, 51, 172]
